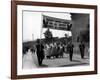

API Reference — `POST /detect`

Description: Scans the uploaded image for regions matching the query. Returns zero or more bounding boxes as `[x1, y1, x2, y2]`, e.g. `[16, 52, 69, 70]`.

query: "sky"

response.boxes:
[23, 11, 72, 42]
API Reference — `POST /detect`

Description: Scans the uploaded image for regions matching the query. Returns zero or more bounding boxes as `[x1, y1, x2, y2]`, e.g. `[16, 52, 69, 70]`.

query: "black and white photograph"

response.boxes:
[11, 1, 97, 79]
[22, 11, 90, 69]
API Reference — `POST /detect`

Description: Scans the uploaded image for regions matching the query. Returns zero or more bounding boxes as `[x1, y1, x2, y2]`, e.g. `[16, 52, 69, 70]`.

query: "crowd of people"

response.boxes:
[23, 39, 87, 66]
[44, 42, 65, 59]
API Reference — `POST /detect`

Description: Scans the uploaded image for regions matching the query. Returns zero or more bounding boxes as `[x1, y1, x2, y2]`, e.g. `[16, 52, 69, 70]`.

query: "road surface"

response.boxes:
[22, 51, 89, 69]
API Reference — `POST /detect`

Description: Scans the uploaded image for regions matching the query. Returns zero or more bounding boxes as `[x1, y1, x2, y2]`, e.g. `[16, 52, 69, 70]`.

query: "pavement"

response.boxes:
[22, 51, 89, 69]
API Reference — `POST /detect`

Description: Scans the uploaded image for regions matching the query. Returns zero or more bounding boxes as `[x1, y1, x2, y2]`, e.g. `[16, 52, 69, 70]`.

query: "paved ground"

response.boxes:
[22, 51, 89, 69]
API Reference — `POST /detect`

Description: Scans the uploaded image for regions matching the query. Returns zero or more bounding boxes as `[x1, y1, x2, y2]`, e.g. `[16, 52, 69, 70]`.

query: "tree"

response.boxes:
[44, 28, 53, 39]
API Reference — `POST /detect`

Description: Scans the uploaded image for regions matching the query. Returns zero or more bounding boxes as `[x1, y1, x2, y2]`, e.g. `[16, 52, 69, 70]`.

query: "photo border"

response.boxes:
[11, 1, 97, 79]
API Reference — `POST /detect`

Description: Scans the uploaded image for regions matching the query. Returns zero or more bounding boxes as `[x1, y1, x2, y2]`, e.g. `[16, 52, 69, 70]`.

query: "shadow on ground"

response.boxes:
[59, 63, 89, 67]
[38, 64, 49, 68]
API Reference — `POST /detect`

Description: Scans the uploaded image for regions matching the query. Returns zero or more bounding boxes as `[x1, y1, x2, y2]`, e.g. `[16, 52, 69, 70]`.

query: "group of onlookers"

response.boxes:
[23, 39, 86, 66]
[44, 42, 65, 59]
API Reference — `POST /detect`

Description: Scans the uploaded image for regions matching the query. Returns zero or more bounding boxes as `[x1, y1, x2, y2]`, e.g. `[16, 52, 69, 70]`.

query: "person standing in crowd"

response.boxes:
[46, 44, 51, 59]
[58, 44, 64, 58]
[79, 41, 85, 59]
[67, 41, 74, 61]
[35, 39, 44, 66]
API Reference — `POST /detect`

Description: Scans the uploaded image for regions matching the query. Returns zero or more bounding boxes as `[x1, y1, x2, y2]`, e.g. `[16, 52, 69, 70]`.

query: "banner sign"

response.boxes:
[43, 15, 72, 31]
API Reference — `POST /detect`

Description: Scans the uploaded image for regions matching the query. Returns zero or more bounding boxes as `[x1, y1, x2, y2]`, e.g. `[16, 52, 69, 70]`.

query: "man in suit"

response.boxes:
[79, 41, 85, 59]
[36, 39, 44, 66]
[67, 41, 74, 61]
